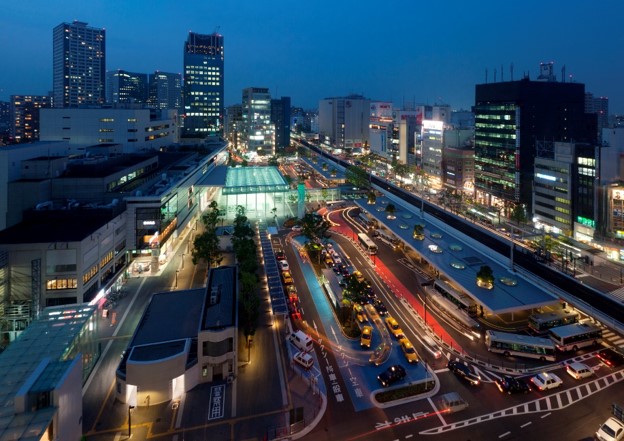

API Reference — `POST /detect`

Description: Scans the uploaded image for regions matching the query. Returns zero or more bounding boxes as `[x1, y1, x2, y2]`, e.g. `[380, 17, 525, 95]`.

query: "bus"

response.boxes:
[357, 233, 378, 255]
[358, 211, 378, 230]
[434, 280, 478, 317]
[548, 322, 602, 352]
[485, 330, 556, 362]
[528, 310, 580, 334]
[428, 290, 482, 340]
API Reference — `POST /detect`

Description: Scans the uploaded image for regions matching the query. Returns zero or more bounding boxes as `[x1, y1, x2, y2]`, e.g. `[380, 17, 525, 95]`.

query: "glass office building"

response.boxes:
[183, 32, 224, 137]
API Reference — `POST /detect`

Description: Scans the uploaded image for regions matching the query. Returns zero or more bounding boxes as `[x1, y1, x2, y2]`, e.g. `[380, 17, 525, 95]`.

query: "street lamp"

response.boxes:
[175, 270, 179, 288]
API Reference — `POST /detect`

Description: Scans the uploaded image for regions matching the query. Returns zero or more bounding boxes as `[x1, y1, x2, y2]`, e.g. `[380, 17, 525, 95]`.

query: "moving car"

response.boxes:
[293, 351, 313, 369]
[495, 376, 531, 394]
[281, 271, 293, 285]
[447, 360, 480, 386]
[278, 260, 289, 271]
[385, 317, 404, 339]
[595, 417, 624, 441]
[530, 372, 563, 391]
[566, 362, 593, 380]
[400, 338, 419, 364]
[422, 335, 442, 359]
[275, 249, 286, 261]
[373, 299, 388, 316]
[377, 364, 406, 387]
[597, 348, 624, 368]
[360, 326, 372, 348]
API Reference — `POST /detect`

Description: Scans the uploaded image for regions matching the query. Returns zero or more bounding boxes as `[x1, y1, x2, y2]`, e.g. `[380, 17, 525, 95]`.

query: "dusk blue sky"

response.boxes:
[2, 1, 624, 112]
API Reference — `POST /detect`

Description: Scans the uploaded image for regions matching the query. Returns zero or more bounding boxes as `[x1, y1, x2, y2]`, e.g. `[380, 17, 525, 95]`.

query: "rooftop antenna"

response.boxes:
[214, 26, 221, 34]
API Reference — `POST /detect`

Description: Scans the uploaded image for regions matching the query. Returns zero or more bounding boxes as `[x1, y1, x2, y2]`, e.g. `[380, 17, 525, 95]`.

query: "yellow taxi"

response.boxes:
[399, 337, 419, 364]
[353, 303, 368, 323]
[360, 326, 372, 348]
[385, 316, 404, 339]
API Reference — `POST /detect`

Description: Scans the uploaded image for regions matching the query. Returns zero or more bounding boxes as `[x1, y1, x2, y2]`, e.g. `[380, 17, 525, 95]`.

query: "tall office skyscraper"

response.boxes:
[106, 70, 148, 104]
[474, 65, 596, 215]
[149, 72, 182, 110]
[271, 97, 291, 150]
[183, 32, 224, 137]
[53, 21, 106, 108]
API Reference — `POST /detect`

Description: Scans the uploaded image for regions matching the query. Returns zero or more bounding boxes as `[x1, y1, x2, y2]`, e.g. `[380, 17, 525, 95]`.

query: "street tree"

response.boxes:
[345, 165, 369, 189]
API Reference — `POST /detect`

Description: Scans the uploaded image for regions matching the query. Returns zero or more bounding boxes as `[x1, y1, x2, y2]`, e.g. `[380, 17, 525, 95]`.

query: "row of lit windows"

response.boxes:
[83, 265, 98, 284]
[476, 114, 513, 121]
[475, 132, 517, 140]
[47, 278, 78, 290]
[578, 157, 595, 166]
[100, 251, 113, 269]
[556, 206, 570, 215]
[579, 167, 595, 177]
[99, 118, 114, 122]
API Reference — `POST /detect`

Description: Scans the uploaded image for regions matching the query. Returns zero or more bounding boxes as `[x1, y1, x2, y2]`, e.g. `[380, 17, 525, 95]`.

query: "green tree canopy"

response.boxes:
[345, 165, 370, 189]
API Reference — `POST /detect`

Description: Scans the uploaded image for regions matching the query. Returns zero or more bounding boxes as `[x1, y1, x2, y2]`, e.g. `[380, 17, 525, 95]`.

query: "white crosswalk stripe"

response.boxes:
[608, 285, 624, 301]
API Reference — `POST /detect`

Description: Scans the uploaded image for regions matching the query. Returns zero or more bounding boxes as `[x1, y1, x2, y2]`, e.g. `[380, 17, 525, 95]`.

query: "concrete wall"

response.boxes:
[126, 350, 188, 405]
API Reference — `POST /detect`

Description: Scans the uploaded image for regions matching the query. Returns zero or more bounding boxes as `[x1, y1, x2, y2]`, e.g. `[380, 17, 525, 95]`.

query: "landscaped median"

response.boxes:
[373, 377, 438, 407]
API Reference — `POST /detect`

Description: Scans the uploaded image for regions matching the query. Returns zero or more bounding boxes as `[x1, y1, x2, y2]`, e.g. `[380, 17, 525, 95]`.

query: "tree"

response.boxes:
[367, 190, 376, 205]
[322, 162, 328, 171]
[300, 213, 330, 244]
[192, 201, 223, 268]
[510, 203, 527, 225]
[288, 193, 298, 205]
[342, 276, 370, 305]
[476, 265, 495, 289]
[268, 156, 279, 166]
[385, 203, 396, 219]
[330, 168, 337, 177]
[345, 165, 369, 190]
[413, 224, 425, 240]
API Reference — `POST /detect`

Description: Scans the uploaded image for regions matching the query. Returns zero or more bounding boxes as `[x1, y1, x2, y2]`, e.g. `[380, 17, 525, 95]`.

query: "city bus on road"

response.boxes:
[434, 280, 478, 317]
[548, 322, 602, 352]
[358, 211, 378, 230]
[485, 330, 556, 362]
[357, 233, 378, 255]
[528, 310, 579, 334]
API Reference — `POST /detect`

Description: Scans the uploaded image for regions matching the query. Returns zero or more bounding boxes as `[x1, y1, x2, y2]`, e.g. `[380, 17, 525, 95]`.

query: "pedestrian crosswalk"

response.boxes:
[602, 327, 624, 349]
[608, 285, 624, 302]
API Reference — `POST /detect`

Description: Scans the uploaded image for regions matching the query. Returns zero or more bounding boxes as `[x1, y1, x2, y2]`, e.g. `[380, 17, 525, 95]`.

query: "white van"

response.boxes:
[289, 330, 313, 353]
[293, 351, 314, 369]
[422, 335, 442, 359]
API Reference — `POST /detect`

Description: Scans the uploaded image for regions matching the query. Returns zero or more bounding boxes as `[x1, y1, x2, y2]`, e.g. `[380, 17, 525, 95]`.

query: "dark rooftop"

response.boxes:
[202, 266, 237, 330]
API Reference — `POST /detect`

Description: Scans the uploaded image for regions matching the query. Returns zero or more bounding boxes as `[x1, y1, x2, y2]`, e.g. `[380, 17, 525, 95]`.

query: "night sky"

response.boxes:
[2, 0, 623, 112]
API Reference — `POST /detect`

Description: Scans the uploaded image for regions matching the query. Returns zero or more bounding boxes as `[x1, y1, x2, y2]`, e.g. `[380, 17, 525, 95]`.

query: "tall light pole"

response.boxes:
[128, 405, 135, 438]
[175, 270, 179, 288]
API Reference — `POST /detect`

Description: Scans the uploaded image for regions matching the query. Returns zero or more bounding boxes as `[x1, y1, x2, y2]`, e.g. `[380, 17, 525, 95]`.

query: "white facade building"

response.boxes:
[40, 107, 179, 152]
[242, 87, 274, 155]
[369, 101, 393, 156]
[319, 95, 371, 149]
[421, 120, 444, 183]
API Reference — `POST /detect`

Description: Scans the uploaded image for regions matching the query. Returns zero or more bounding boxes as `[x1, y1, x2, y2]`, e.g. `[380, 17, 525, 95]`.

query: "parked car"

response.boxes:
[597, 348, 624, 368]
[353, 303, 368, 323]
[278, 260, 290, 271]
[566, 362, 593, 380]
[530, 372, 562, 391]
[496, 376, 531, 394]
[293, 351, 313, 369]
[377, 364, 406, 387]
[399, 338, 419, 364]
[281, 271, 293, 285]
[275, 249, 286, 261]
[385, 317, 404, 339]
[360, 326, 372, 348]
[447, 360, 480, 386]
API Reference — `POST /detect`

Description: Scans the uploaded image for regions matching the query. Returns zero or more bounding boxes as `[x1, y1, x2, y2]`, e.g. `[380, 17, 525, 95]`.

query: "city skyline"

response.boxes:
[1, 1, 624, 112]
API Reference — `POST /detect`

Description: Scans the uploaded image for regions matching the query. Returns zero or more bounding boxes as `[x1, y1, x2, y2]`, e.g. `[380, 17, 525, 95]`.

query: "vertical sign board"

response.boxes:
[208, 384, 226, 420]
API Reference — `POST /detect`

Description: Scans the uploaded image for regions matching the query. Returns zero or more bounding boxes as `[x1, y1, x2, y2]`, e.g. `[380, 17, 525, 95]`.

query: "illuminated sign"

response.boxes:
[143, 220, 156, 226]
[422, 120, 444, 130]
[576, 216, 596, 229]
[612, 189, 624, 200]
[536, 173, 556, 182]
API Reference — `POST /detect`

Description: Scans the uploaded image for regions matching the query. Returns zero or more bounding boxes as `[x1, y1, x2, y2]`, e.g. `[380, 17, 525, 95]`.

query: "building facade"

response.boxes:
[270, 97, 291, 151]
[183, 32, 224, 137]
[106, 70, 148, 104]
[318, 95, 371, 149]
[149, 71, 182, 111]
[533, 141, 598, 240]
[242, 87, 273, 154]
[421, 120, 444, 185]
[442, 129, 474, 194]
[369, 102, 393, 157]
[10, 95, 52, 142]
[40, 107, 178, 151]
[53, 21, 106, 108]
[225, 104, 243, 150]
[474, 72, 596, 216]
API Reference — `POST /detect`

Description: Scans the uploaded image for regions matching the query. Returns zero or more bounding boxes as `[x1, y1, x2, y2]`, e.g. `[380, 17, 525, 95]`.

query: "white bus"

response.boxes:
[485, 330, 556, 362]
[548, 322, 602, 352]
[434, 280, 478, 317]
[528, 310, 579, 334]
[428, 291, 482, 340]
[357, 233, 378, 255]
[357, 211, 378, 230]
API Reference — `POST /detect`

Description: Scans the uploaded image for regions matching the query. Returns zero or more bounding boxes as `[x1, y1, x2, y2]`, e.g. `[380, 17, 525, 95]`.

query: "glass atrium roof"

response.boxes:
[222, 166, 290, 195]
